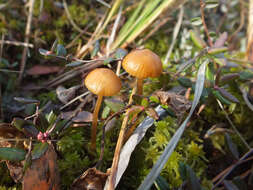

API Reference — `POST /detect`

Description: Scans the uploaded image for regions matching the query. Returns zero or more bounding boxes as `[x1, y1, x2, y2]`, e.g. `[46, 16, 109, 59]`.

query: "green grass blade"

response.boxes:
[138, 59, 208, 190]
[112, 0, 161, 49]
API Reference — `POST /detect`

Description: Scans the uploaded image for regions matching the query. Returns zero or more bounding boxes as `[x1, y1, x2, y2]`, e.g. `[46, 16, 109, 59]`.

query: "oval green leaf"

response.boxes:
[0, 147, 26, 161]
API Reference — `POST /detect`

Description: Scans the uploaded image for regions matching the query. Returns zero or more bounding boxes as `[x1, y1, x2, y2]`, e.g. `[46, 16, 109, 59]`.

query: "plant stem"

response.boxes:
[107, 89, 135, 190]
[137, 78, 143, 95]
[91, 95, 103, 151]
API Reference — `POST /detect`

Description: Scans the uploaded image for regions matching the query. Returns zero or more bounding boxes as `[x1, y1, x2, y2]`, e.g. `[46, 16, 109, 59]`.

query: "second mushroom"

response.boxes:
[85, 68, 121, 151]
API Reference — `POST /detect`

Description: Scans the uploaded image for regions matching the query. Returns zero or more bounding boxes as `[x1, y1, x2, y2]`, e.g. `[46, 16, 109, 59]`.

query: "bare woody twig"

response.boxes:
[200, 0, 213, 47]
[18, 0, 35, 83]
[0, 40, 34, 48]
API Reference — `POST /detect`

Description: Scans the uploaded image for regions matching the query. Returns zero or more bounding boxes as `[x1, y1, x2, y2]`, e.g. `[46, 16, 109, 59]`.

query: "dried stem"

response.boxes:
[0, 40, 34, 48]
[107, 88, 135, 190]
[18, 0, 35, 83]
[200, 0, 213, 47]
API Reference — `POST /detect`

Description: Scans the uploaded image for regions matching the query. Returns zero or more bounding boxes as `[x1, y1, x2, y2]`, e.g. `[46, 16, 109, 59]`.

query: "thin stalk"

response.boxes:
[217, 100, 251, 150]
[91, 95, 103, 151]
[107, 88, 135, 190]
[137, 78, 143, 95]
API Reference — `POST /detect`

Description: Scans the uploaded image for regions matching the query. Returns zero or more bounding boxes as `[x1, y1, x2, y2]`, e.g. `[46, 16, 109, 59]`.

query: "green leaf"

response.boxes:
[11, 118, 39, 137]
[212, 90, 232, 105]
[32, 142, 49, 160]
[103, 57, 114, 65]
[206, 64, 215, 84]
[14, 97, 39, 104]
[214, 87, 239, 103]
[115, 48, 128, 59]
[179, 161, 187, 181]
[239, 71, 253, 80]
[56, 44, 67, 56]
[220, 73, 239, 84]
[138, 59, 207, 190]
[66, 61, 83, 67]
[91, 40, 100, 58]
[205, 0, 219, 9]
[225, 133, 239, 160]
[190, 17, 202, 26]
[177, 77, 192, 88]
[190, 30, 207, 49]
[104, 98, 125, 112]
[208, 46, 228, 55]
[102, 106, 111, 119]
[154, 175, 170, 190]
[186, 165, 202, 190]
[0, 147, 26, 161]
[38, 48, 53, 56]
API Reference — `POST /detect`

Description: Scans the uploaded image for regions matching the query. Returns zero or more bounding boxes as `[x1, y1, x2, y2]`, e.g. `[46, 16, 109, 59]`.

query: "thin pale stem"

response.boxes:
[91, 95, 103, 151]
[137, 78, 143, 95]
[107, 88, 135, 190]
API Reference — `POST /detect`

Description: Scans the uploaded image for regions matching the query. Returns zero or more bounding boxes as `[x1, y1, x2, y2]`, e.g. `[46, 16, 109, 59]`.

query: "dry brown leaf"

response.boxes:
[154, 90, 192, 116]
[61, 111, 93, 122]
[71, 168, 109, 190]
[26, 65, 62, 75]
[22, 144, 60, 190]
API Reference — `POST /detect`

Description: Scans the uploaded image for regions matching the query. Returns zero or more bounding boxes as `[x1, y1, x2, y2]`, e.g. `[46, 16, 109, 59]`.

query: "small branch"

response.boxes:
[200, 0, 213, 47]
[18, 0, 35, 83]
[0, 40, 34, 48]
[164, 6, 184, 65]
[212, 148, 253, 189]
[217, 100, 251, 150]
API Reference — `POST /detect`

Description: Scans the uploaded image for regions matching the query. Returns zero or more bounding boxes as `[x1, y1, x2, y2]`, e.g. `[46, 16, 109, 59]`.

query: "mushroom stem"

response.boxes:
[91, 94, 103, 151]
[137, 78, 143, 95]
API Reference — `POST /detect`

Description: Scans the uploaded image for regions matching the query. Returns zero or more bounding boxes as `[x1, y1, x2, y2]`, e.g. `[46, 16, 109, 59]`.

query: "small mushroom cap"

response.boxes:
[84, 68, 121, 96]
[122, 49, 163, 79]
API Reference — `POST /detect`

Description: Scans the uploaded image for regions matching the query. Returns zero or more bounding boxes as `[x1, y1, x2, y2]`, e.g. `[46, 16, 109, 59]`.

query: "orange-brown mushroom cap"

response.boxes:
[85, 68, 121, 96]
[122, 49, 163, 79]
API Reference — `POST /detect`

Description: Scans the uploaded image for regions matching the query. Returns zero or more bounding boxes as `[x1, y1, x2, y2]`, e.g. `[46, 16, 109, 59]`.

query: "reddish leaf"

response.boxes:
[71, 167, 109, 190]
[26, 65, 62, 75]
[213, 32, 228, 48]
[22, 144, 60, 190]
[214, 87, 239, 103]
[61, 111, 93, 122]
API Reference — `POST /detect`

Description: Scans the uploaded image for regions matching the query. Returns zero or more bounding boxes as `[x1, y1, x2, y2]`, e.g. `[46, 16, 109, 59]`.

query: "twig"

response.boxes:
[212, 148, 253, 189]
[164, 6, 184, 66]
[175, 48, 208, 76]
[217, 100, 251, 150]
[143, 17, 171, 42]
[18, 0, 35, 83]
[200, 0, 213, 47]
[95, 104, 132, 168]
[106, 5, 122, 56]
[228, 0, 246, 42]
[0, 34, 4, 61]
[60, 91, 90, 110]
[0, 40, 34, 48]
[96, 0, 111, 8]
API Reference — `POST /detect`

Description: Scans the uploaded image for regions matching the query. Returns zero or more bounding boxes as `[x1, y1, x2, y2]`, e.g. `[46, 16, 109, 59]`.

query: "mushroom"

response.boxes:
[122, 49, 163, 95]
[107, 49, 162, 190]
[85, 68, 121, 151]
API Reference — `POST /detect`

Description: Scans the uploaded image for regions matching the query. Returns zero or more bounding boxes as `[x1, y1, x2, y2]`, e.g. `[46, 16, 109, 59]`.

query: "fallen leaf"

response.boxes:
[26, 65, 62, 75]
[56, 85, 81, 104]
[61, 111, 93, 122]
[71, 167, 109, 190]
[22, 144, 60, 190]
